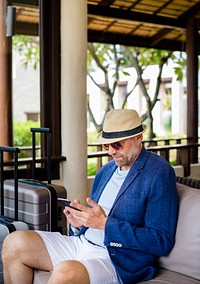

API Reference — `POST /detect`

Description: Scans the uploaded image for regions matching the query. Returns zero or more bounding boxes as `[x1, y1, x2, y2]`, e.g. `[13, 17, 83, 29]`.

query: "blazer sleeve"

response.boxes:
[104, 166, 178, 257]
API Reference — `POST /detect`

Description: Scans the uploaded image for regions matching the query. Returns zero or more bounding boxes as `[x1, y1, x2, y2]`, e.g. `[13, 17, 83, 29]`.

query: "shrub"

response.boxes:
[14, 121, 40, 158]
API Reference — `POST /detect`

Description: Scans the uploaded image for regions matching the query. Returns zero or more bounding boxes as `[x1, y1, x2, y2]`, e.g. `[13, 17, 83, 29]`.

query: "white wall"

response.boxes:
[12, 51, 40, 122]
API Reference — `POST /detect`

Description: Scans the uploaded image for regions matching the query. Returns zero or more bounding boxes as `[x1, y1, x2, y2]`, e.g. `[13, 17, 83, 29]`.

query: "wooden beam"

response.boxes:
[99, 0, 115, 5]
[88, 4, 186, 29]
[151, 28, 173, 47]
[15, 22, 38, 35]
[180, 1, 200, 19]
[88, 30, 186, 51]
[13, 0, 38, 7]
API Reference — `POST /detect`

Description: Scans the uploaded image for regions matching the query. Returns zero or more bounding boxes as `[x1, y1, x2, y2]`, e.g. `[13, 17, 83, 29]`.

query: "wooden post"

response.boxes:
[186, 17, 198, 163]
[0, 0, 13, 149]
[39, 0, 61, 157]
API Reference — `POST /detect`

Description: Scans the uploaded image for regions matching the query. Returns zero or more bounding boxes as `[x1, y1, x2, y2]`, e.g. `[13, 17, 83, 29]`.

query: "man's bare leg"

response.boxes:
[48, 260, 90, 284]
[2, 230, 53, 284]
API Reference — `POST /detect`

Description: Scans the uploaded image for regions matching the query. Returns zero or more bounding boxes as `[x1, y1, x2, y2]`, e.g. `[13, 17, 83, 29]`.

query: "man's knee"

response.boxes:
[2, 231, 21, 255]
[3, 231, 24, 258]
[50, 261, 90, 284]
[2, 230, 36, 262]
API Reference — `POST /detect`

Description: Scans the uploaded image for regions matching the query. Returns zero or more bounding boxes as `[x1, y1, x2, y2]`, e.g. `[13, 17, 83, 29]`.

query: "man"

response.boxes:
[2, 109, 178, 284]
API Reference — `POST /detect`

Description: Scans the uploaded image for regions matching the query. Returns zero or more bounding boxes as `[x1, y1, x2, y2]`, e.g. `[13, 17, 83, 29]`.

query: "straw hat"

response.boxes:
[97, 109, 147, 144]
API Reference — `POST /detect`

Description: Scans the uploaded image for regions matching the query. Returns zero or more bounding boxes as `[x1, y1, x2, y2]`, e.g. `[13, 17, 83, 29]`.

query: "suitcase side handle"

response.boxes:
[19, 179, 47, 187]
[0, 146, 20, 220]
[30, 128, 51, 184]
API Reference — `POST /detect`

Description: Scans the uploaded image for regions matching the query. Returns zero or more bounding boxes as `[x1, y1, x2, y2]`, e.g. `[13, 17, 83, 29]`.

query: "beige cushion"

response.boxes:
[33, 270, 51, 284]
[159, 183, 200, 280]
[141, 268, 200, 283]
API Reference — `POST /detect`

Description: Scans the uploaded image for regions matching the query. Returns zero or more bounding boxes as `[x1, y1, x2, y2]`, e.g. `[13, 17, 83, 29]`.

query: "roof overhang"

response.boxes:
[10, 0, 200, 52]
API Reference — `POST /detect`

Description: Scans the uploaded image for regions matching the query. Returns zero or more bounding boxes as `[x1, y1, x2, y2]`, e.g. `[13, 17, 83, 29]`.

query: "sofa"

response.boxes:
[34, 176, 200, 284]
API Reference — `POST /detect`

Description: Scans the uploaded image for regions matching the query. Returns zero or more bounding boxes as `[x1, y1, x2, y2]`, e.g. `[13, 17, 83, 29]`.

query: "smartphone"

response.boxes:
[58, 198, 81, 211]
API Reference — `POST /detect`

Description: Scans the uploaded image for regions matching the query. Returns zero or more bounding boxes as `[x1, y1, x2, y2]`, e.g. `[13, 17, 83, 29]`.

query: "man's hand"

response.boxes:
[63, 199, 83, 228]
[63, 198, 108, 230]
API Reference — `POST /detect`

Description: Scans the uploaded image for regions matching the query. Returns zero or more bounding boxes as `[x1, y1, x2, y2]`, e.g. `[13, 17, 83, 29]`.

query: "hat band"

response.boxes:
[102, 124, 143, 139]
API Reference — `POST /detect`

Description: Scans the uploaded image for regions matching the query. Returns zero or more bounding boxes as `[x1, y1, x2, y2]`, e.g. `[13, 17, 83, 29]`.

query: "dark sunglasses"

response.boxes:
[102, 141, 124, 151]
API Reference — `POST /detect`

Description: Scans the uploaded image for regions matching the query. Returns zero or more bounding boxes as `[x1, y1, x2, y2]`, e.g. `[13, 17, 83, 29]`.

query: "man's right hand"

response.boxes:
[63, 199, 84, 228]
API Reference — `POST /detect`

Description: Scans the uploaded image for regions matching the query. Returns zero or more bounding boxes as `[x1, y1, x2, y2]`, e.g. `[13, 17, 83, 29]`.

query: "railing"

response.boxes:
[88, 137, 193, 150]
[1, 151, 66, 180]
[1, 138, 199, 179]
[88, 138, 200, 177]
[18, 145, 40, 158]
[147, 143, 200, 176]
[142, 137, 193, 147]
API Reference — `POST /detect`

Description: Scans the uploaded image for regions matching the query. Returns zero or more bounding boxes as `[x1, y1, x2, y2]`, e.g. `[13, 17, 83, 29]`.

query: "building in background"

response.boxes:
[13, 51, 199, 137]
[12, 50, 40, 122]
[87, 61, 193, 136]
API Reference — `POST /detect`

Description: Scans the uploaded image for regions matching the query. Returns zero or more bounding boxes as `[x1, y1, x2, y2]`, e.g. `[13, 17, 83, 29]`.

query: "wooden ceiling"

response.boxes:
[13, 0, 200, 51]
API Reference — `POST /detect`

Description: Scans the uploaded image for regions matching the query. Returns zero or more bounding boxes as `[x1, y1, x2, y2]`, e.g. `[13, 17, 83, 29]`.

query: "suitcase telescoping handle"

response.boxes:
[0, 146, 20, 220]
[30, 127, 52, 184]
[30, 128, 58, 231]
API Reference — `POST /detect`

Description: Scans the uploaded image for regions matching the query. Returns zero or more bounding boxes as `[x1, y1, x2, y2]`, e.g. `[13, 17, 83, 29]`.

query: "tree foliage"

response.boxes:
[87, 43, 178, 138]
[12, 36, 187, 138]
[12, 35, 39, 69]
[14, 121, 40, 158]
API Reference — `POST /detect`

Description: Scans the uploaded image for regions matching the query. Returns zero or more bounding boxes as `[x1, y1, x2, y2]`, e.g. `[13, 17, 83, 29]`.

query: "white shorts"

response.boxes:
[36, 231, 122, 284]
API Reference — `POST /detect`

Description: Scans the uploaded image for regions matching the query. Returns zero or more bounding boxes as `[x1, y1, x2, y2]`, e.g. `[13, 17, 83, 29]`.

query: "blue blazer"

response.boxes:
[71, 147, 178, 283]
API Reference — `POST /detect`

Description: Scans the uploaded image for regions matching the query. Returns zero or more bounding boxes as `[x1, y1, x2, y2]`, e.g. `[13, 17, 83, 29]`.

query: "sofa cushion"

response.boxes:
[141, 268, 200, 283]
[159, 183, 200, 280]
[34, 270, 51, 284]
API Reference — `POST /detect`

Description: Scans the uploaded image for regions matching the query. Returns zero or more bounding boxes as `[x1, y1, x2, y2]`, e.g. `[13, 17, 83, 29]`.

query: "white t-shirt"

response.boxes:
[84, 167, 129, 247]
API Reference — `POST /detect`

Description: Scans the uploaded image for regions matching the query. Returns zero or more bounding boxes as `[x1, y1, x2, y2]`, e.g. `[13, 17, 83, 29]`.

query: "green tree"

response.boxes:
[122, 47, 174, 138]
[87, 43, 136, 132]
[12, 35, 39, 69]
[12, 37, 186, 138]
[87, 43, 183, 138]
[14, 121, 40, 158]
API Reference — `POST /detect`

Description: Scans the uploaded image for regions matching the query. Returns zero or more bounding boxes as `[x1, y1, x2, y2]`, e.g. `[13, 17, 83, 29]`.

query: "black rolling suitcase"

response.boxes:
[0, 146, 29, 284]
[0, 128, 67, 233]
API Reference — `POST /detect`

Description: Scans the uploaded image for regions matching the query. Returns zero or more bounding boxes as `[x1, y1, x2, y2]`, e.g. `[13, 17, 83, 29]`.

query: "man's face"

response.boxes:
[107, 135, 143, 170]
